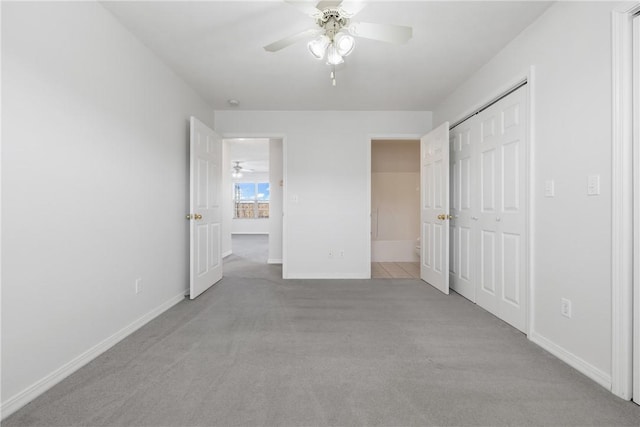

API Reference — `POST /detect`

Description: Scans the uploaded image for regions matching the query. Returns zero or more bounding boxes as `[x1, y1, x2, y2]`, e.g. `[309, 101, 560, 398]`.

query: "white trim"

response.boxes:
[267, 259, 283, 264]
[611, 4, 639, 401]
[526, 66, 536, 339]
[231, 232, 269, 235]
[282, 136, 288, 279]
[222, 249, 232, 258]
[530, 332, 612, 390]
[285, 273, 368, 279]
[632, 11, 640, 404]
[0, 292, 186, 420]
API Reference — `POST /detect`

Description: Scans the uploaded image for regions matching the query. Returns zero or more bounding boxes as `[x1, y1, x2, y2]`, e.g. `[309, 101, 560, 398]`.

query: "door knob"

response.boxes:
[437, 214, 445, 220]
[186, 214, 193, 220]
[194, 214, 203, 220]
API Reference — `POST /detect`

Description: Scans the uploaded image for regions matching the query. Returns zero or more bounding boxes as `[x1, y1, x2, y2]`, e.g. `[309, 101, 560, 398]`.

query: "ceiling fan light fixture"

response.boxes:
[334, 33, 355, 57]
[326, 44, 344, 65]
[308, 35, 330, 60]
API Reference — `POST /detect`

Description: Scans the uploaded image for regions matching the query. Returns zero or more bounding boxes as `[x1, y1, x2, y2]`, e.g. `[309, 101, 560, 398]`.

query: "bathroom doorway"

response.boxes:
[370, 139, 421, 278]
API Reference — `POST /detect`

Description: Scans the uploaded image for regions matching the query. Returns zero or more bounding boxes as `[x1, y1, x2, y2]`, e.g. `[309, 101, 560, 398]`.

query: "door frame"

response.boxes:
[611, 3, 640, 401]
[221, 133, 288, 278]
[444, 68, 534, 337]
[366, 134, 424, 278]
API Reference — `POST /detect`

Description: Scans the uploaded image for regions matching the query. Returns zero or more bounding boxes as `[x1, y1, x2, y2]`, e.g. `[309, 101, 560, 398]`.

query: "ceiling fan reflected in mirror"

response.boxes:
[264, 0, 412, 85]
[231, 161, 253, 179]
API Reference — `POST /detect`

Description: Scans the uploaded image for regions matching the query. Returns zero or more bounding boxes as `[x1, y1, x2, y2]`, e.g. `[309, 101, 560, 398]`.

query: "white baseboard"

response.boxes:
[0, 292, 186, 420]
[287, 273, 368, 279]
[267, 259, 282, 264]
[529, 332, 612, 390]
[231, 232, 268, 235]
[222, 250, 232, 258]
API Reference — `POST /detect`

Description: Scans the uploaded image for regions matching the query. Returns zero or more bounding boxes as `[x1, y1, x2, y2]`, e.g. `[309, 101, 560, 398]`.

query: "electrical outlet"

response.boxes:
[339, 250, 345, 258]
[135, 278, 142, 294]
[561, 298, 572, 318]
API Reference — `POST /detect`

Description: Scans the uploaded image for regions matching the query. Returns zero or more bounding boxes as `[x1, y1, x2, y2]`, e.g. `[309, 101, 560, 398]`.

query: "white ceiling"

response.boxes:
[102, 1, 552, 111]
[228, 138, 270, 173]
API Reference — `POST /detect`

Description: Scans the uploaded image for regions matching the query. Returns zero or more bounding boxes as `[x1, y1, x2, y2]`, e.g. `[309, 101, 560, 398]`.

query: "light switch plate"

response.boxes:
[587, 175, 600, 196]
[544, 180, 555, 197]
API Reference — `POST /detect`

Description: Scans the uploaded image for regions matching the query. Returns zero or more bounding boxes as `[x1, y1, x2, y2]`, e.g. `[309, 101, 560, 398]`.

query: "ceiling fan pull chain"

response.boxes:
[331, 66, 337, 86]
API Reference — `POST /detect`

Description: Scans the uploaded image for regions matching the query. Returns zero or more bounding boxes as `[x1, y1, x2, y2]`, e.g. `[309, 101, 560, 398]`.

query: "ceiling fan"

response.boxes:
[231, 161, 253, 178]
[264, 0, 412, 85]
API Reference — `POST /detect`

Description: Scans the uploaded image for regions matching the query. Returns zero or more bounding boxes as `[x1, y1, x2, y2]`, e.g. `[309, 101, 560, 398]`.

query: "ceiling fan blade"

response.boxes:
[316, 0, 342, 9]
[339, 1, 366, 17]
[284, 0, 323, 17]
[263, 28, 322, 52]
[348, 21, 412, 44]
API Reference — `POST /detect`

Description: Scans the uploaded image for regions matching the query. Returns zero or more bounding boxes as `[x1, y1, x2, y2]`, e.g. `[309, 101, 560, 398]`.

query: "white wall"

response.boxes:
[269, 139, 284, 263]
[215, 111, 432, 278]
[1, 1, 215, 416]
[434, 1, 625, 387]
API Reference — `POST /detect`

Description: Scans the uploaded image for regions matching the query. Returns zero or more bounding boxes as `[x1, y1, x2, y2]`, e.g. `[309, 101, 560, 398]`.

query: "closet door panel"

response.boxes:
[449, 124, 475, 301]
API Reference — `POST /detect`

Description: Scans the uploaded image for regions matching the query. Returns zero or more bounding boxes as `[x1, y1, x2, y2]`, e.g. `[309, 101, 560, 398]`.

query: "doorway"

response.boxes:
[370, 139, 421, 279]
[222, 138, 284, 270]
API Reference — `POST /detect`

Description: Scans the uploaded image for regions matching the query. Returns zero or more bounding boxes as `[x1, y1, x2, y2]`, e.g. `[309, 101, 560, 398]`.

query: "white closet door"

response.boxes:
[449, 119, 477, 302]
[476, 87, 527, 332]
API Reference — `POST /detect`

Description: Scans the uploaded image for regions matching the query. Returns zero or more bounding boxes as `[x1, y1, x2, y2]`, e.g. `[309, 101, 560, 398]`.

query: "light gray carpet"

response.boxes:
[4, 235, 640, 426]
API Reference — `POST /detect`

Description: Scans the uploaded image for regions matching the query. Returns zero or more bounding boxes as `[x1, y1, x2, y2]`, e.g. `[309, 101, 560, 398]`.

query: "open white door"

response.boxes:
[420, 122, 450, 294]
[188, 117, 223, 299]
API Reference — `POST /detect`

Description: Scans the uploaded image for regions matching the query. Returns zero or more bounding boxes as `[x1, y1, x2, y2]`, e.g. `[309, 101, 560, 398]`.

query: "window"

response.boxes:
[234, 182, 269, 219]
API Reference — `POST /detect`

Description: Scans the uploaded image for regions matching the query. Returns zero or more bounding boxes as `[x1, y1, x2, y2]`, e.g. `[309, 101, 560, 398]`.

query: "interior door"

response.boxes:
[420, 122, 450, 294]
[189, 116, 223, 299]
[475, 88, 527, 332]
[449, 119, 477, 301]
